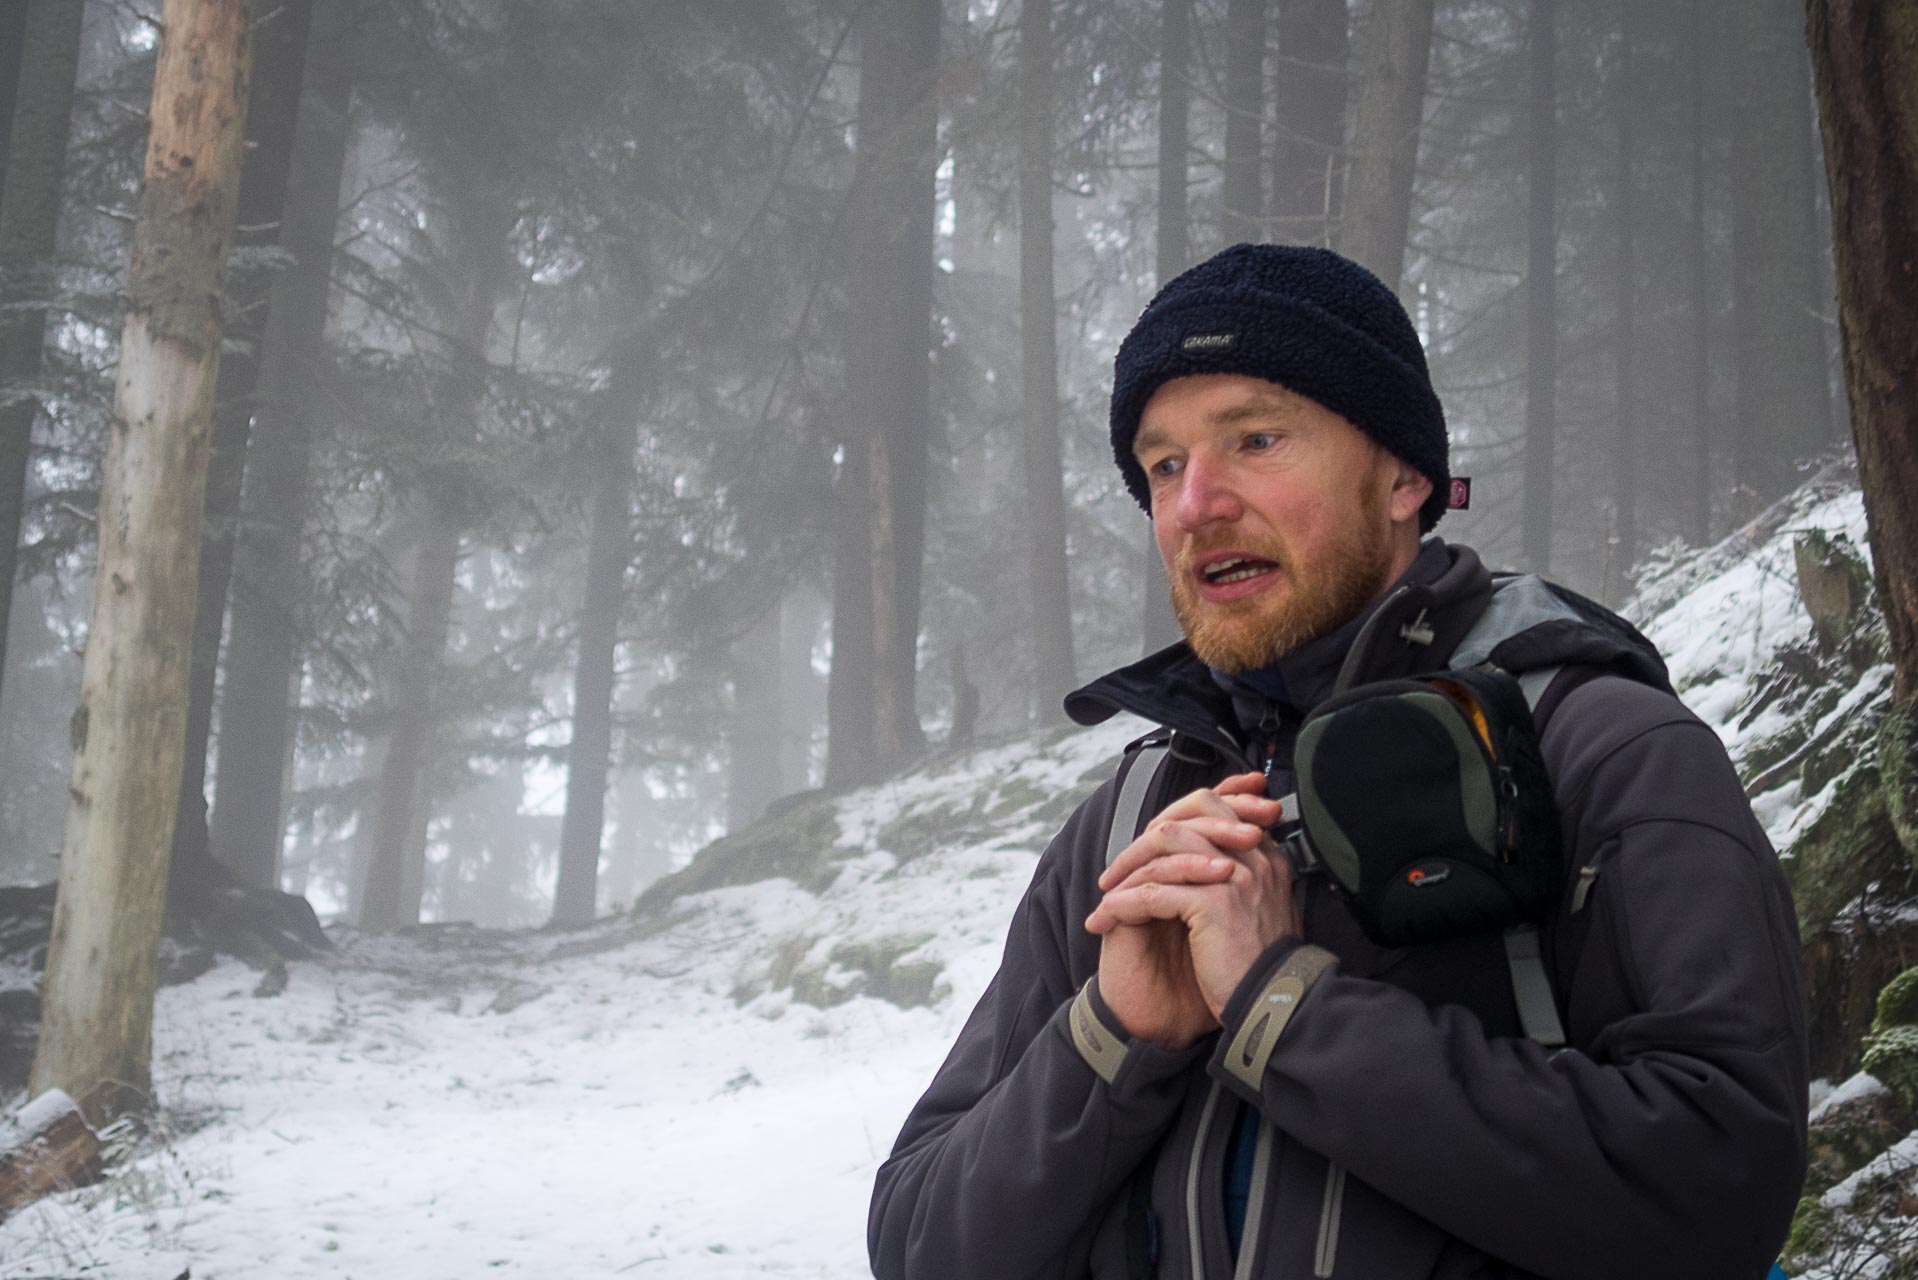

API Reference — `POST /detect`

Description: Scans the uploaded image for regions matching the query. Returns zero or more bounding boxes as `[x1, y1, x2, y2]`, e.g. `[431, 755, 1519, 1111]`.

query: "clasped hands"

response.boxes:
[1085, 772, 1304, 1051]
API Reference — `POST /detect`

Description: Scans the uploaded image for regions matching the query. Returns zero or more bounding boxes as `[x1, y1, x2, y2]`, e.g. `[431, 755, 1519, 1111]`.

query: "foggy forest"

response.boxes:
[1, 0, 1917, 1275]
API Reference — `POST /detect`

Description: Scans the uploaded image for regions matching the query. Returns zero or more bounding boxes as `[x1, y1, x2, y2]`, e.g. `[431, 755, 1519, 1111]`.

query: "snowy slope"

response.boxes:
[0, 718, 1148, 1279]
[1626, 473, 1883, 853]
[0, 481, 1886, 1279]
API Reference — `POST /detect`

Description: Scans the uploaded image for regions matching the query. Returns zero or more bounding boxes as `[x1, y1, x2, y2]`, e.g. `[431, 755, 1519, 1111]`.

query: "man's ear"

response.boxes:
[1388, 459, 1433, 525]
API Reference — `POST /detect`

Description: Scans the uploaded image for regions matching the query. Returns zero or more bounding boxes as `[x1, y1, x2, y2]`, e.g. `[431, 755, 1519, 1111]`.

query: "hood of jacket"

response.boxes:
[1065, 539, 1669, 756]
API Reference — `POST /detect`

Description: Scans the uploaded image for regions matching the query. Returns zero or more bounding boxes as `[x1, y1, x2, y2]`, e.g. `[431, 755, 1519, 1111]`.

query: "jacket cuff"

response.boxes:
[1210, 941, 1337, 1097]
[1065, 977, 1211, 1092]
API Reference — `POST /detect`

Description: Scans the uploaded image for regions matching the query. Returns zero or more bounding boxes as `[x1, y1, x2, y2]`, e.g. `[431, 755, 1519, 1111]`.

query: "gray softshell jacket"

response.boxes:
[868, 542, 1808, 1280]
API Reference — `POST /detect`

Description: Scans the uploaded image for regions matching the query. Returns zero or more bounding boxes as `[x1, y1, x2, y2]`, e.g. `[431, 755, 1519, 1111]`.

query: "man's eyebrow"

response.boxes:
[1135, 396, 1300, 455]
[1214, 396, 1301, 425]
[1133, 425, 1174, 457]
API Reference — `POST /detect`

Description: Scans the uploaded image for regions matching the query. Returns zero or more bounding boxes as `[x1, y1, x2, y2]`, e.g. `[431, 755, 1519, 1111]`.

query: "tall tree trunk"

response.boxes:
[1270, 0, 1348, 247]
[1803, 0, 1918, 703]
[1729, 0, 1832, 510]
[550, 412, 634, 927]
[824, 0, 938, 787]
[1221, 0, 1267, 243]
[780, 588, 822, 790]
[1607, 5, 1639, 604]
[869, 0, 938, 768]
[1522, 0, 1557, 573]
[727, 603, 783, 834]
[358, 202, 510, 931]
[824, 428, 875, 788]
[1144, 0, 1192, 654]
[30, 0, 255, 1121]
[210, 0, 357, 888]
[0, 2, 29, 200]
[1687, 0, 1713, 547]
[359, 504, 460, 930]
[1018, 0, 1075, 716]
[1156, 0, 1192, 289]
[1338, 0, 1435, 291]
[172, 0, 317, 889]
[0, 0, 83, 713]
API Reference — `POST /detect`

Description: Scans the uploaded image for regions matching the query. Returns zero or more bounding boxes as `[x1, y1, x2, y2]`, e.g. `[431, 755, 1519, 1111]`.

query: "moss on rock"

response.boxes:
[877, 800, 990, 869]
[1781, 1142, 1918, 1278]
[1879, 698, 1918, 865]
[1787, 766, 1909, 935]
[774, 933, 950, 1010]
[1878, 969, 1918, 1032]
[636, 796, 845, 911]
[1863, 1025, 1918, 1112]
[1804, 1074, 1914, 1199]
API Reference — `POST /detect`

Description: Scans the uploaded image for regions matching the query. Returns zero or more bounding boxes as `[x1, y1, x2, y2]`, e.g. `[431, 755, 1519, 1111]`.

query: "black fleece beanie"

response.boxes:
[1109, 243, 1451, 532]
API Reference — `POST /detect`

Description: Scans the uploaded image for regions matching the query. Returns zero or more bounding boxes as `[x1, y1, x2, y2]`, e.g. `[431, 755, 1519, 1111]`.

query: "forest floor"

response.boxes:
[0, 717, 1143, 1279]
[0, 473, 1885, 1279]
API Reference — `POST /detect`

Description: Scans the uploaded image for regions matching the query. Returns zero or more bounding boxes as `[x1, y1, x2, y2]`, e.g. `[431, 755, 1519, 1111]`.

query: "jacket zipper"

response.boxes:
[1231, 1117, 1278, 1280]
[1313, 1162, 1348, 1278]
[1185, 1084, 1221, 1280]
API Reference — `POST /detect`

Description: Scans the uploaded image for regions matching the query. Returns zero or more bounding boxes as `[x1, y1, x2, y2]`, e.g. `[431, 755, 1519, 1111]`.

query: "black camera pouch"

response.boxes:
[1290, 666, 1562, 947]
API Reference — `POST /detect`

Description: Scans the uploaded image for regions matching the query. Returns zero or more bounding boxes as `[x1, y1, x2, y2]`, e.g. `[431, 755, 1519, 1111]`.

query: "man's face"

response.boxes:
[1132, 373, 1432, 673]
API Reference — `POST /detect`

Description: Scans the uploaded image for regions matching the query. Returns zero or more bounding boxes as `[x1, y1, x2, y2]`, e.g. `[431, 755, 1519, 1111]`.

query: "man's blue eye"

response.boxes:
[1150, 457, 1181, 478]
[1245, 432, 1275, 450]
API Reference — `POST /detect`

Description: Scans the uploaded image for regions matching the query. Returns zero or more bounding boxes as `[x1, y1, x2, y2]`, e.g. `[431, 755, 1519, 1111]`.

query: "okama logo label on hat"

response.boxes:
[1406, 864, 1453, 888]
[1181, 333, 1235, 352]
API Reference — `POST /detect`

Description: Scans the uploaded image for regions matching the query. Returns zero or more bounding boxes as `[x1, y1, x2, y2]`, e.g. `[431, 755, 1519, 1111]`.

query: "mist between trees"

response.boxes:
[0, 0, 1860, 939]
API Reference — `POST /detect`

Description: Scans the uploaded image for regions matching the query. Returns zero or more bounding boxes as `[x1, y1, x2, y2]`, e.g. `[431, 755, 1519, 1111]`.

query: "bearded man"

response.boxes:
[868, 244, 1807, 1280]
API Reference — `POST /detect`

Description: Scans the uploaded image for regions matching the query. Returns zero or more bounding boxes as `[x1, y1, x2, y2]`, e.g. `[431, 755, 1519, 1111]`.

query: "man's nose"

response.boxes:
[1173, 452, 1242, 530]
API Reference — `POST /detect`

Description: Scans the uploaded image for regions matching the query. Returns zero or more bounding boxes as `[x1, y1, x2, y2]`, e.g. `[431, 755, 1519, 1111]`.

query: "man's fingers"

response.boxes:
[1109, 851, 1238, 895]
[1085, 881, 1210, 934]
[1099, 816, 1263, 889]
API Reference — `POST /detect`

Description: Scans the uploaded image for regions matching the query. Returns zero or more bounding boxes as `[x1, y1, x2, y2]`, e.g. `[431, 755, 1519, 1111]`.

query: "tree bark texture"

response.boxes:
[1221, 0, 1267, 244]
[1607, 3, 1639, 604]
[1018, 0, 1076, 716]
[1144, 0, 1191, 654]
[209, 0, 356, 888]
[1687, 0, 1713, 547]
[824, 0, 938, 786]
[30, 0, 255, 1119]
[173, 0, 317, 889]
[1730, 0, 1833, 509]
[0, 0, 84, 713]
[1522, 0, 1557, 574]
[1804, 0, 1918, 702]
[1338, 0, 1435, 292]
[550, 413, 635, 927]
[358, 201, 511, 931]
[1270, 0, 1347, 247]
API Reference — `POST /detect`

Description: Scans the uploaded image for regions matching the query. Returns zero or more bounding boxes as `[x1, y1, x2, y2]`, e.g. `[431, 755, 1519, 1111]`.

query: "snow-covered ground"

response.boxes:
[0, 480, 1879, 1278]
[0, 719, 1147, 1279]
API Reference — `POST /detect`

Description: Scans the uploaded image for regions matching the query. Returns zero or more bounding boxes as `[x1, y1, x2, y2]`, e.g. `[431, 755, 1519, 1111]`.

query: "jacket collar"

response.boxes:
[1064, 540, 1495, 755]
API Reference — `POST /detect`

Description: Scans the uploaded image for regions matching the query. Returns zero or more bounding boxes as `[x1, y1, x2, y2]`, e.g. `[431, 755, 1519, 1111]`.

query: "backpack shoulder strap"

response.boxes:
[1105, 731, 1220, 868]
[1107, 736, 1174, 867]
[1499, 665, 1568, 1049]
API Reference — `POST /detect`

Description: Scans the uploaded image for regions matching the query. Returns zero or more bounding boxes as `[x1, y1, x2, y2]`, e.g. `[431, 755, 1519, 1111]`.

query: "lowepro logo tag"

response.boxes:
[1181, 333, 1236, 352]
[1406, 865, 1453, 888]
